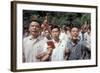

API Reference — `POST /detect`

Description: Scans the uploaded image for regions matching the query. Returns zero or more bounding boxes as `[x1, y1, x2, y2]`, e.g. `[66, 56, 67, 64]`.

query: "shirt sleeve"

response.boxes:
[43, 43, 48, 52]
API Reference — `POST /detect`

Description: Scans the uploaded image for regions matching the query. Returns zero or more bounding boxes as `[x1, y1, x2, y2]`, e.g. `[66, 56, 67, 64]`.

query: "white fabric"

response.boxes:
[51, 39, 67, 61]
[84, 32, 91, 44]
[59, 32, 70, 44]
[23, 35, 47, 62]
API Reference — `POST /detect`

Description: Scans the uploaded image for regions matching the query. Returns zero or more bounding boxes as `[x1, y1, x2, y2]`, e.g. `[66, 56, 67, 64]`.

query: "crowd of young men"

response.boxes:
[23, 19, 91, 62]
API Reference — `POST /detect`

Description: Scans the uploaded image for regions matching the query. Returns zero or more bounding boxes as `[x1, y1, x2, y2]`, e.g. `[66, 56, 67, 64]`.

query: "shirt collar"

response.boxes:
[29, 35, 42, 41]
[69, 38, 80, 46]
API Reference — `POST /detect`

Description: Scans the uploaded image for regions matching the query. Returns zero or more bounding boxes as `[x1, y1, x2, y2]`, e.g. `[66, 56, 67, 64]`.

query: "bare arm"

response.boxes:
[64, 48, 70, 60]
[40, 47, 53, 61]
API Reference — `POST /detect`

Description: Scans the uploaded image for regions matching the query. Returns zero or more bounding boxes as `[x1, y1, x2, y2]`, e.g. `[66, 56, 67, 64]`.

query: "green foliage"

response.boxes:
[23, 10, 91, 27]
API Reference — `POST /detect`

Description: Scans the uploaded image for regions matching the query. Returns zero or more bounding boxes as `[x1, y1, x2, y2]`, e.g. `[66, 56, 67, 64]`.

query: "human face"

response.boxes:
[87, 29, 91, 34]
[45, 30, 50, 36]
[82, 25, 88, 33]
[71, 27, 79, 40]
[51, 28, 60, 39]
[29, 21, 41, 37]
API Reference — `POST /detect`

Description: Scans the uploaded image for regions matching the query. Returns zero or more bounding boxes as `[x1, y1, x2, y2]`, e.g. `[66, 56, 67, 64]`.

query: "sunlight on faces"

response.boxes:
[29, 21, 41, 38]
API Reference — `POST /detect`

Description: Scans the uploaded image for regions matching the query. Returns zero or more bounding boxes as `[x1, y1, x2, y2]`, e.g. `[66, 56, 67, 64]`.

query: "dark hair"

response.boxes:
[27, 20, 41, 29]
[87, 24, 91, 30]
[51, 25, 60, 31]
[70, 25, 79, 31]
[29, 20, 41, 25]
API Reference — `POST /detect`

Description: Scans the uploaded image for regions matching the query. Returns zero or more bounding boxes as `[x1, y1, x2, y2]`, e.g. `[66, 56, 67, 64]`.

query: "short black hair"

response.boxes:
[51, 25, 60, 31]
[70, 25, 79, 31]
[29, 20, 41, 25]
[87, 24, 91, 30]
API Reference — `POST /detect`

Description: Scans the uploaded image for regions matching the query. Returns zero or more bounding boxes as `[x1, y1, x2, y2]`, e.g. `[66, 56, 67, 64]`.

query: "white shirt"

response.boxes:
[23, 35, 47, 62]
[51, 39, 67, 61]
[84, 32, 91, 44]
[59, 32, 68, 44]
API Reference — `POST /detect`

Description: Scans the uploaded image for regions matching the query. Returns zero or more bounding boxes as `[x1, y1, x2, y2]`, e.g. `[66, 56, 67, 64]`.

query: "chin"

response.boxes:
[72, 37, 77, 40]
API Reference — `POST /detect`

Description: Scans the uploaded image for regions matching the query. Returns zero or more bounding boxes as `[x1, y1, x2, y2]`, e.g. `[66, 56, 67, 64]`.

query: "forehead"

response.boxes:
[30, 21, 40, 26]
[71, 27, 78, 31]
[51, 28, 59, 31]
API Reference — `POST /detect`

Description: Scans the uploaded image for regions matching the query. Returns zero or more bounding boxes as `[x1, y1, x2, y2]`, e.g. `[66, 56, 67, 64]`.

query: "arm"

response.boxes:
[41, 47, 53, 61]
[64, 48, 70, 60]
[36, 52, 47, 59]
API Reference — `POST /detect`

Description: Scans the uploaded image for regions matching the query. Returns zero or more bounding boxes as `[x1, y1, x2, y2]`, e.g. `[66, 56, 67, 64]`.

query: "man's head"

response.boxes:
[81, 24, 88, 33]
[29, 20, 41, 38]
[87, 24, 91, 34]
[70, 26, 79, 40]
[51, 25, 60, 40]
[45, 30, 50, 36]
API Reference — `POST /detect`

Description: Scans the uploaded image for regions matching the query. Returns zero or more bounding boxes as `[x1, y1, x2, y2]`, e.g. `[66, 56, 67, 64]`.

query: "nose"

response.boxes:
[32, 26, 37, 29]
[74, 32, 78, 36]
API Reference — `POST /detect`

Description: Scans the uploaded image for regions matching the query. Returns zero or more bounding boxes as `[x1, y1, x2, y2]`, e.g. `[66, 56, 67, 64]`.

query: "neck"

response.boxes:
[88, 32, 90, 35]
[71, 37, 78, 44]
[53, 38, 59, 43]
[31, 35, 39, 39]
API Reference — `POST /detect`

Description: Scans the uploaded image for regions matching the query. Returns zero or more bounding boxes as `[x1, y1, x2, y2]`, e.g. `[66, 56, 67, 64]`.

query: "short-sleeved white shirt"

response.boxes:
[23, 35, 47, 62]
[50, 39, 67, 61]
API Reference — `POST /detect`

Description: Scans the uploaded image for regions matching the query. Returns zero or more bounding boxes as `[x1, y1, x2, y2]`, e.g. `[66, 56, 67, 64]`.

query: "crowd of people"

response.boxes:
[22, 19, 91, 62]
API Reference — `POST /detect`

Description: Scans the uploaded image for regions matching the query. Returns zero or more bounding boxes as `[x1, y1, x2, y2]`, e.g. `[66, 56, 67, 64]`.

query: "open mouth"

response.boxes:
[32, 30, 38, 33]
[32, 30, 36, 32]
[32, 29, 37, 32]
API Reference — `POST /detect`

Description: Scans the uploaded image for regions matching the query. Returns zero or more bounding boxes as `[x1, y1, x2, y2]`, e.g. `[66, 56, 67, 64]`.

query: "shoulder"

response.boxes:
[38, 36, 48, 41]
[84, 32, 88, 36]
[77, 40, 87, 50]
[23, 35, 31, 43]
[66, 38, 71, 44]
[77, 40, 84, 45]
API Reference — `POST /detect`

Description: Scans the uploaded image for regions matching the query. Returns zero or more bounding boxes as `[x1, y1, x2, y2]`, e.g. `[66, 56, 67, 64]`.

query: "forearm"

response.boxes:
[41, 54, 50, 61]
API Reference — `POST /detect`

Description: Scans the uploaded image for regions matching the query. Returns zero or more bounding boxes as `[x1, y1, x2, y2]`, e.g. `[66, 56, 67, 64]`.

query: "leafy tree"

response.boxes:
[23, 10, 91, 28]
